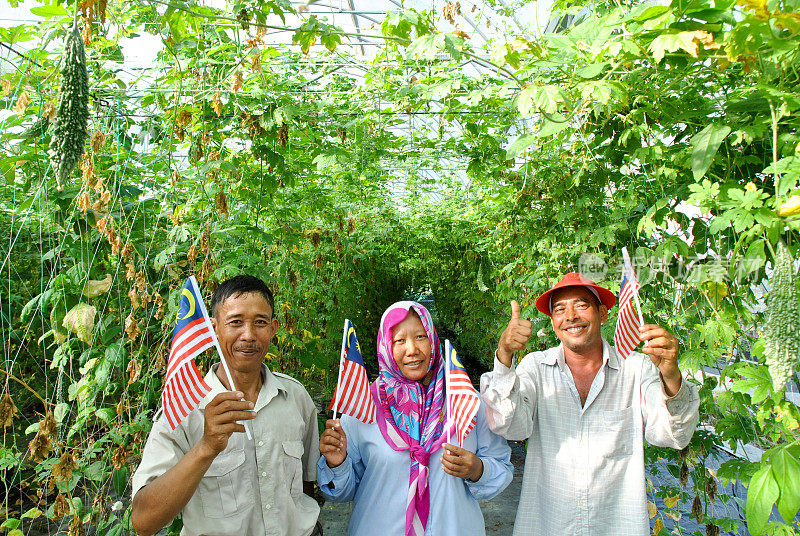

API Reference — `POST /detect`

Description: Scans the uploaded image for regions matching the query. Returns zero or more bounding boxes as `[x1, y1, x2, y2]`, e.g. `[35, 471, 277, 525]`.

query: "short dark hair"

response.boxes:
[210, 275, 275, 317]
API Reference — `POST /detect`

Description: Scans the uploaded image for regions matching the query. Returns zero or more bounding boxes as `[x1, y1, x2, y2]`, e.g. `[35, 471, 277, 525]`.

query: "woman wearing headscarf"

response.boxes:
[317, 301, 513, 536]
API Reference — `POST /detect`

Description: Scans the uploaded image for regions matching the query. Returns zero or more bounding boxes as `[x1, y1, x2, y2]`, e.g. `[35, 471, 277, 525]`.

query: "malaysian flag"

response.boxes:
[163, 276, 213, 429]
[329, 320, 375, 424]
[445, 340, 480, 447]
[614, 249, 644, 359]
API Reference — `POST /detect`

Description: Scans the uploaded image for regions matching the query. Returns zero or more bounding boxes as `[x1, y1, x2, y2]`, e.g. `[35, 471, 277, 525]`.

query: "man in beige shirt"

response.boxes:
[131, 275, 321, 536]
[480, 272, 699, 536]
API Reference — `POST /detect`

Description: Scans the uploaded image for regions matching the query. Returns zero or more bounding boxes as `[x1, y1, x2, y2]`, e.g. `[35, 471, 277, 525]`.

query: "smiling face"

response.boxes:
[390, 311, 433, 382]
[550, 286, 608, 355]
[211, 292, 279, 375]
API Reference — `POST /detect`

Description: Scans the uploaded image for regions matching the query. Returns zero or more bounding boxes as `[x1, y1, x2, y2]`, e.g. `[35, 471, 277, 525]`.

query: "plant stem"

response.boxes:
[0, 369, 51, 408]
[770, 102, 779, 201]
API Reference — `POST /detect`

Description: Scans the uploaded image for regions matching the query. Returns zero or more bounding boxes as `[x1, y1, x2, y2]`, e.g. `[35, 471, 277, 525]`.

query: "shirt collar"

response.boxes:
[541, 339, 620, 371]
[199, 363, 287, 410]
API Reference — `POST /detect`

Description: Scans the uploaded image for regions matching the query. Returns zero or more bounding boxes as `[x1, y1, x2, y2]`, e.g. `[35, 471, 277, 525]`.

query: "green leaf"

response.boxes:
[30, 5, 67, 17]
[771, 448, 800, 523]
[517, 86, 537, 117]
[576, 62, 608, 79]
[54, 402, 70, 424]
[506, 134, 537, 160]
[407, 34, 445, 60]
[535, 85, 565, 114]
[745, 464, 779, 536]
[1, 519, 21, 530]
[633, 5, 670, 22]
[95, 408, 116, 425]
[103, 524, 125, 536]
[691, 123, 731, 181]
[21, 507, 42, 519]
[731, 365, 772, 404]
[82, 460, 106, 482]
[538, 113, 570, 137]
[112, 467, 129, 496]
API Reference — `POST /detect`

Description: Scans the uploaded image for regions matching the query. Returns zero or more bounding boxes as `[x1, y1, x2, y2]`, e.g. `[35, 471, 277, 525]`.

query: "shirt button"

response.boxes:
[261, 472, 267, 477]
[265, 504, 271, 510]
[258, 441, 264, 447]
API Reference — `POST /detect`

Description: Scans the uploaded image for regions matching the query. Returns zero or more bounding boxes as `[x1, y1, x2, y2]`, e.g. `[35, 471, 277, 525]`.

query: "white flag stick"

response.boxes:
[621, 248, 647, 346]
[190, 276, 252, 441]
[445, 339, 451, 446]
[332, 319, 348, 421]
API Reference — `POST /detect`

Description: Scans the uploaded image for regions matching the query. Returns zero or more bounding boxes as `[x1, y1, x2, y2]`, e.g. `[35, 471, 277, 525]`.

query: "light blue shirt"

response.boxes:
[317, 399, 513, 536]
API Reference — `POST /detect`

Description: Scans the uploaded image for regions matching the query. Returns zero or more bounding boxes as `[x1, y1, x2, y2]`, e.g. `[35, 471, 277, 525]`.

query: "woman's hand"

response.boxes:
[441, 443, 483, 482]
[319, 419, 348, 468]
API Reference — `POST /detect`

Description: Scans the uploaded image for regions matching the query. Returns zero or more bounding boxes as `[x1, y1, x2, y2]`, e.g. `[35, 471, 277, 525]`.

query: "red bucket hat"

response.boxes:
[535, 272, 617, 316]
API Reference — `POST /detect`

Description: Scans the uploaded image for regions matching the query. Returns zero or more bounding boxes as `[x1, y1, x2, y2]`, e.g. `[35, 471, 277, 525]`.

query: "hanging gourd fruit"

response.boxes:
[763, 240, 800, 391]
[49, 22, 89, 188]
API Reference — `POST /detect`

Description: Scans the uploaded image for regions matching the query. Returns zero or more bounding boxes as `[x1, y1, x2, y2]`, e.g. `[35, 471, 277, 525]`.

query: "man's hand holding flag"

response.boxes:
[614, 248, 683, 396]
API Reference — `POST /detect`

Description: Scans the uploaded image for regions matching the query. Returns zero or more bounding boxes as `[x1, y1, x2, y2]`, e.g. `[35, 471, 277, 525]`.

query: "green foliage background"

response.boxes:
[1, 0, 800, 534]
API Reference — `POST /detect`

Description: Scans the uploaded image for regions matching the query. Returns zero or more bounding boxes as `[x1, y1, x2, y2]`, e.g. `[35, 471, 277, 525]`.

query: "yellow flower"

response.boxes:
[745, 181, 757, 192]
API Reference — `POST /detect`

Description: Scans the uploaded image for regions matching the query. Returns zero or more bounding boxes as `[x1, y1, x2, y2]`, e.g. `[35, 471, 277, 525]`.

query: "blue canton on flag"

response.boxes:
[445, 340, 480, 447]
[614, 258, 643, 359]
[330, 319, 375, 424]
[163, 276, 213, 429]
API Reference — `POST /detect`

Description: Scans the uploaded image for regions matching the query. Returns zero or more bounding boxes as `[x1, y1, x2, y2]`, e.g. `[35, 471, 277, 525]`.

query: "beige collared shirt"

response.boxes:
[479, 340, 700, 536]
[132, 364, 320, 536]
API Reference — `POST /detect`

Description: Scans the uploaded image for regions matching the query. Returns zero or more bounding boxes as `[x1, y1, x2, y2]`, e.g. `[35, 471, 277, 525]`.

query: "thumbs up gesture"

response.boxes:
[497, 300, 533, 367]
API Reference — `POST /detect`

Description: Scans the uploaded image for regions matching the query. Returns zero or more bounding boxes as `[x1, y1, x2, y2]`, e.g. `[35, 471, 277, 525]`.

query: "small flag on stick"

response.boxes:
[329, 319, 375, 424]
[445, 340, 480, 447]
[614, 247, 646, 359]
[163, 276, 251, 439]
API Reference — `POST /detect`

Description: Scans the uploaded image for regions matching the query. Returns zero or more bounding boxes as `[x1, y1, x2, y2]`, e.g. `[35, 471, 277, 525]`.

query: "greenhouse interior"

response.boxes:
[1, 0, 800, 534]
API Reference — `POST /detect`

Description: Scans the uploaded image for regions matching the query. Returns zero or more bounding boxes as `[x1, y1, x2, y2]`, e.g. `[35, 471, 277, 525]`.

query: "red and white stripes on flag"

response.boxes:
[329, 319, 375, 424]
[445, 340, 480, 447]
[614, 251, 643, 359]
[163, 277, 213, 430]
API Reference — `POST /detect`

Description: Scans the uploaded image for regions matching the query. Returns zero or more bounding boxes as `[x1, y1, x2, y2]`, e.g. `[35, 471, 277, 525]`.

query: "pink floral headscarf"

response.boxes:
[369, 301, 453, 536]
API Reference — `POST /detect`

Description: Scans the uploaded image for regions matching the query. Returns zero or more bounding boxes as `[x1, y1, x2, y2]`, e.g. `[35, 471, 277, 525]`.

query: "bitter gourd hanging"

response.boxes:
[763, 240, 800, 391]
[49, 23, 89, 187]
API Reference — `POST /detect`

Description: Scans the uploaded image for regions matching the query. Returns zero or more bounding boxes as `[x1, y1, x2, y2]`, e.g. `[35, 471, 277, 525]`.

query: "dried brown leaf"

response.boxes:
[52, 492, 70, 520]
[679, 460, 690, 487]
[706, 475, 717, 503]
[0, 393, 17, 427]
[691, 494, 703, 521]
[215, 190, 229, 219]
[232, 71, 244, 93]
[125, 312, 140, 340]
[111, 445, 129, 468]
[14, 91, 31, 114]
[212, 92, 222, 117]
[127, 357, 141, 384]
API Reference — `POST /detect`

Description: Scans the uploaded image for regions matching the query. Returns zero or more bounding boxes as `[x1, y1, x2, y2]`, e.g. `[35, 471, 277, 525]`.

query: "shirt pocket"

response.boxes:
[199, 448, 253, 517]
[594, 406, 634, 459]
[282, 439, 304, 499]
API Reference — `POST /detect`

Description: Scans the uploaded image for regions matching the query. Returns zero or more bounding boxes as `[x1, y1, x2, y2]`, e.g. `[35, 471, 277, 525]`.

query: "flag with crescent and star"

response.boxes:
[329, 319, 375, 424]
[445, 340, 480, 447]
[163, 276, 213, 430]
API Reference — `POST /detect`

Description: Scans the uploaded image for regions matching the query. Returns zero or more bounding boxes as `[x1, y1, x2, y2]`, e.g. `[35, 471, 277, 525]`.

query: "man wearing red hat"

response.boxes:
[480, 272, 699, 536]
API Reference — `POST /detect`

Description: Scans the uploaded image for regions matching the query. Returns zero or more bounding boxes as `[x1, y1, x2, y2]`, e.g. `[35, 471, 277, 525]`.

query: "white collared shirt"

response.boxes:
[132, 364, 320, 536]
[479, 341, 699, 536]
